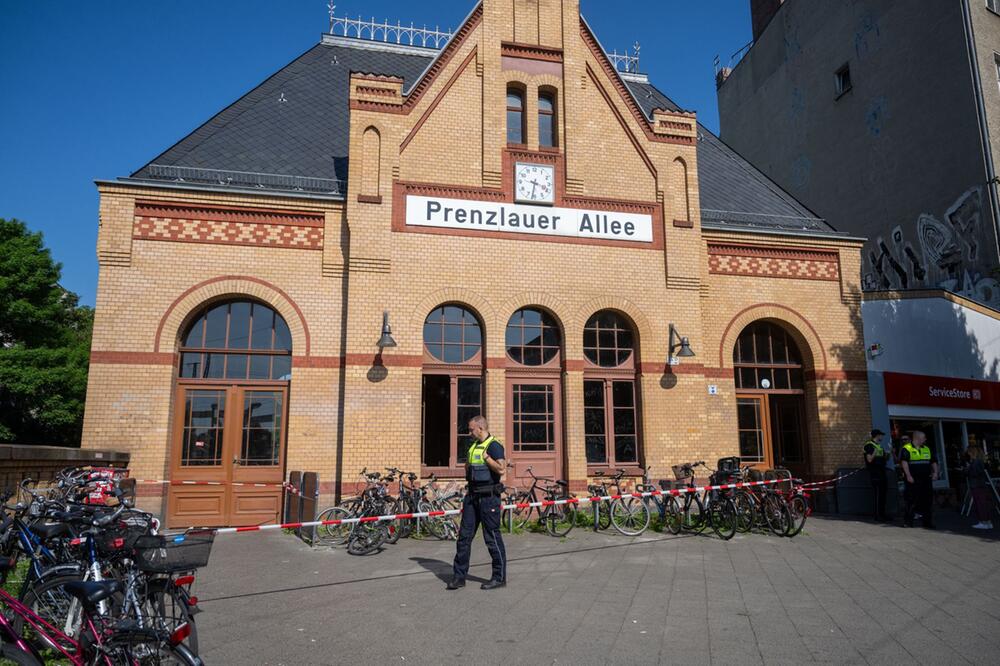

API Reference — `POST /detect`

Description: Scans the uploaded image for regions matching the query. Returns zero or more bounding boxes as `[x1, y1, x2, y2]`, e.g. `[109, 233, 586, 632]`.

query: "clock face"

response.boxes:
[515, 163, 555, 205]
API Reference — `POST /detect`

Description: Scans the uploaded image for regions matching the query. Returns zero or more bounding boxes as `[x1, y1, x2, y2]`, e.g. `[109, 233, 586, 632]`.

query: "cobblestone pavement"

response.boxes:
[194, 512, 1000, 665]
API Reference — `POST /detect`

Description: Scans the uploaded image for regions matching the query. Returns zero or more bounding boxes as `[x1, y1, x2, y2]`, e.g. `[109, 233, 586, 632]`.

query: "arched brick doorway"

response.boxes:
[167, 299, 292, 527]
[733, 321, 811, 478]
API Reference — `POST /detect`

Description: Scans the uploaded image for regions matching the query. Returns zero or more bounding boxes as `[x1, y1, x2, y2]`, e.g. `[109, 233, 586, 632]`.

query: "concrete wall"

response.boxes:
[718, 0, 1000, 304]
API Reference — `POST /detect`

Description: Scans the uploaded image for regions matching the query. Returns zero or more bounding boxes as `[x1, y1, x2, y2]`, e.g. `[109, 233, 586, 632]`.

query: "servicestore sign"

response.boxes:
[405, 195, 653, 243]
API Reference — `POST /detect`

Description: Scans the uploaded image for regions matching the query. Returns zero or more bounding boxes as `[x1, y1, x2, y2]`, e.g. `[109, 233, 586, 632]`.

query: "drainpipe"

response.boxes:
[962, 0, 1000, 262]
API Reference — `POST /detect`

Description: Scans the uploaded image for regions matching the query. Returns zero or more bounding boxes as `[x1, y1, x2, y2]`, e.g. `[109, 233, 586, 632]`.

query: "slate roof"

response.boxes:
[128, 35, 839, 236]
[623, 78, 834, 234]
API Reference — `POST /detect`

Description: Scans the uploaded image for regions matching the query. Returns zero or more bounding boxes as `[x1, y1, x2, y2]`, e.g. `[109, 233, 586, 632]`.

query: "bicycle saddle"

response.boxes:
[29, 521, 71, 540]
[62, 579, 120, 608]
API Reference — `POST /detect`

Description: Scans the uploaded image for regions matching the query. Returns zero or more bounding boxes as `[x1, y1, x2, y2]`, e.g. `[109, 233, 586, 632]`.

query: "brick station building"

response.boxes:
[82, 0, 871, 527]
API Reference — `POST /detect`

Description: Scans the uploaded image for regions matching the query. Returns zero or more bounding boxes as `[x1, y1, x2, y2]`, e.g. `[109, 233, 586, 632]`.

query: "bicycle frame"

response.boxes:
[0, 586, 107, 665]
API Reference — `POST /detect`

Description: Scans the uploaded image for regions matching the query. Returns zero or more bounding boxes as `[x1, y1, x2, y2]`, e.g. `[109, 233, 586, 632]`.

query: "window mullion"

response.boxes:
[449, 375, 459, 468]
[604, 378, 615, 467]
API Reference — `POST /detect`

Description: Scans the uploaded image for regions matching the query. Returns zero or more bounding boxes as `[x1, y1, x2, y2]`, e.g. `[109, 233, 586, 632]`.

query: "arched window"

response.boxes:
[505, 308, 561, 366]
[507, 87, 525, 144]
[179, 300, 292, 381]
[733, 322, 804, 391]
[583, 311, 640, 468]
[422, 304, 484, 473]
[733, 321, 808, 469]
[538, 90, 557, 148]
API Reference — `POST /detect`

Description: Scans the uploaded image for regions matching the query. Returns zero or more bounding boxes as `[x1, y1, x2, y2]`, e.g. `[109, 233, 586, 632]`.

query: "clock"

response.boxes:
[515, 162, 555, 205]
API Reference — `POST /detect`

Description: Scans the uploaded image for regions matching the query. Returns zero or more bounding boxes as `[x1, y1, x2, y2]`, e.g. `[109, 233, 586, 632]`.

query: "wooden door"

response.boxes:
[736, 395, 773, 469]
[167, 385, 287, 527]
[770, 395, 809, 477]
[506, 379, 563, 487]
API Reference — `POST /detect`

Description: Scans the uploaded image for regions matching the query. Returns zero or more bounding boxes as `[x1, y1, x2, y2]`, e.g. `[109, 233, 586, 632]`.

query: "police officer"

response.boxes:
[900, 430, 938, 529]
[448, 415, 507, 590]
[863, 428, 889, 522]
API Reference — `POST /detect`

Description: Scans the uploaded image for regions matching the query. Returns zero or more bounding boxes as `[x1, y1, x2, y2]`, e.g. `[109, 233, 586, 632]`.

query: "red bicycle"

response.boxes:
[0, 558, 200, 665]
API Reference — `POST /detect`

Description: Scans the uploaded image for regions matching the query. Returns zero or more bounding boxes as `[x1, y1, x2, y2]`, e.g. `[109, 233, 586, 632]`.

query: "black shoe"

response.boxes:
[446, 578, 465, 590]
[480, 579, 506, 590]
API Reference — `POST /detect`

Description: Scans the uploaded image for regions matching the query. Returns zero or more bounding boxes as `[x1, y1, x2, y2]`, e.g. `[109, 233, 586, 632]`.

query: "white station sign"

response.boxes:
[405, 195, 653, 243]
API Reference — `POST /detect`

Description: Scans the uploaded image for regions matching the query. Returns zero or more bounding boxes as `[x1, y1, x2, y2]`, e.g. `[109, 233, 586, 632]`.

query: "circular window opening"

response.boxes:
[506, 308, 561, 366]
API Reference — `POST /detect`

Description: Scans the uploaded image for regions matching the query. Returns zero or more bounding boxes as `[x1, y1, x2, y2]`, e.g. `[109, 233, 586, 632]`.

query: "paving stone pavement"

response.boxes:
[193, 513, 1000, 665]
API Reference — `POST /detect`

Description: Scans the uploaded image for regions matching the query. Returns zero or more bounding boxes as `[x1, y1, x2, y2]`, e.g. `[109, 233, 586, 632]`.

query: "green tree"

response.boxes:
[0, 218, 92, 444]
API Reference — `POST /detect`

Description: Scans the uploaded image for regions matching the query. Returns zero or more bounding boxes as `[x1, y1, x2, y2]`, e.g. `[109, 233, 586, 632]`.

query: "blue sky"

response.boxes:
[0, 1, 752, 306]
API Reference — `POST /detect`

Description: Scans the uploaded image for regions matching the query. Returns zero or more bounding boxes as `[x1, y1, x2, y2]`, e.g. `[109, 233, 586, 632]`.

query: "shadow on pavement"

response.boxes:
[409, 556, 488, 584]
[808, 511, 1000, 541]
[200, 531, 694, 604]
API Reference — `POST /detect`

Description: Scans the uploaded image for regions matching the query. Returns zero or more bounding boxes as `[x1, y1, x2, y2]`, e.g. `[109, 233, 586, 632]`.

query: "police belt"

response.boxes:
[468, 483, 503, 496]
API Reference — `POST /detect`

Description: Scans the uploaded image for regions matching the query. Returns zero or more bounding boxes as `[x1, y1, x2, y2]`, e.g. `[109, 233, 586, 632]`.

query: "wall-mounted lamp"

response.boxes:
[669, 323, 695, 361]
[377, 310, 397, 349]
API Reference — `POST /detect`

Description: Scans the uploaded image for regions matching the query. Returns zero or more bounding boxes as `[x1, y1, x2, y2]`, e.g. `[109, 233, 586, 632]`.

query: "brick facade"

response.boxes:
[82, 0, 870, 523]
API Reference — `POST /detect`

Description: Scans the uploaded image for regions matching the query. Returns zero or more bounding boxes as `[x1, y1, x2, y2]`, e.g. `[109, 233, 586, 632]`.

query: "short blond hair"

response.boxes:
[469, 415, 488, 430]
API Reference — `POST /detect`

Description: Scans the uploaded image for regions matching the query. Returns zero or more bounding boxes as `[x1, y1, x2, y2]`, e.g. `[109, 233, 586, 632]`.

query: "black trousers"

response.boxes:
[870, 475, 887, 520]
[453, 493, 507, 582]
[903, 477, 933, 527]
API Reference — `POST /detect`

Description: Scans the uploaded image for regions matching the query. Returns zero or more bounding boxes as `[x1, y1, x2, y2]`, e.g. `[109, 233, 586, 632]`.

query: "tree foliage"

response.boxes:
[0, 218, 92, 445]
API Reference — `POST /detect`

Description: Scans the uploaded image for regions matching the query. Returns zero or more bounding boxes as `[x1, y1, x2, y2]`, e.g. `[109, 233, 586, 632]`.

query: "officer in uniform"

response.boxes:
[863, 428, 889, 521]
[900, 430, 938, 529]
[448, 415, 507, 590]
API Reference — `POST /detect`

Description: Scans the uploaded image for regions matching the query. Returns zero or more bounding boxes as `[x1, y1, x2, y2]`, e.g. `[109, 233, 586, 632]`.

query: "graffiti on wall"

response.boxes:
[862, 187, 1000, 306]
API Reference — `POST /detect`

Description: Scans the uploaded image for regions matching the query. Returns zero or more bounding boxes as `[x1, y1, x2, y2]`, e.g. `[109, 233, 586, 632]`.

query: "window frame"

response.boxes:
[506, 86, 526, 146]
[988, 0, 1000, 17]
[834, 62, 852, 98]
[538, 89, 558, 149]
[504, 307, 563, 369]
[733, 322, 805, 394]
[582, 311, 642, 474]
[421, 304, 485, 477]
[178, 300, 292, 384]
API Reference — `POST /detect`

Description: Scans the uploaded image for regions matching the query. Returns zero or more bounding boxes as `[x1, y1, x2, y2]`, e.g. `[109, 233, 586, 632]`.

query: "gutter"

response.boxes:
[97, 178, 346, 203]
[961, 0, 1000, 259]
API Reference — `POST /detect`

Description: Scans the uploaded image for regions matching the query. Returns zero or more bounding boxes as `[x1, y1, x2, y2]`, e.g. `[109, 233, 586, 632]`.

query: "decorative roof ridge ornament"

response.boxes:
[329, 8, 640, 73]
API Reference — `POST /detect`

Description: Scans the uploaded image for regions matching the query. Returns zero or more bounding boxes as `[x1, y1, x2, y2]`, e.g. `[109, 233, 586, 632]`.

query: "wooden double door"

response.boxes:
[167, 385, 287, 527]
[736, 393, 809, 478]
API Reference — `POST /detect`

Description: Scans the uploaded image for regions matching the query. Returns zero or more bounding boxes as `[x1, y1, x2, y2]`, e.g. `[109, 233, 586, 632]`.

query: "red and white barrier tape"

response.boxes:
[796, 468, 863, 489]
[210, 477, 795, 535]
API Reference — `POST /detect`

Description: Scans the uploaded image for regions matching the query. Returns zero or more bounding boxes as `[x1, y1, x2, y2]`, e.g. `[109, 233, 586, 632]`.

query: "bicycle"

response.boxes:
[1, 559, 201, 665]
[663, 461, 737, 540]
[591, 469, 650, 536]
[505, 467, 577, 537]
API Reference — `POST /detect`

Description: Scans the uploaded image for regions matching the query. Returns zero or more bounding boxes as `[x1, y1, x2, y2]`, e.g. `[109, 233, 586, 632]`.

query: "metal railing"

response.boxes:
[329, 13, 453, 49]
[144, 164, 343, 196]
[327, 11, 641, 73]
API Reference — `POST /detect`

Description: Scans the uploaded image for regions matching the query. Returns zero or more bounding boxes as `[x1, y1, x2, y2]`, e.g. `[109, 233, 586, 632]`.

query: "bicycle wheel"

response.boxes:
[510, 491, 534, 530]
[347, 524, 386, 555]
[709, 497, 737, 541]
[315, 506, 354, 546]
[419, 499, 449, 540]
[15, 574, 87, 649]
[684, 497, 708, 533]
[383, 499, 406, 544]
[732, 491, 756, 533]
[139, 577, 199, 656]
[0, 643, 41, 666]
[104, 631, 202, 665]
[545, 503, 577, 537]
[610, 497, 651, 536]
[664, 496, 683, 535]
[763, 495, 792, 536]
[787, 494, 808, 537]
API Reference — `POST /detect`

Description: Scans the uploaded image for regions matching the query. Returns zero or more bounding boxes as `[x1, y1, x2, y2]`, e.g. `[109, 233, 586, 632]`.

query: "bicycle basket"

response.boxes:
[671, 465, 692, 481]
[132, 531, 214, 573]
